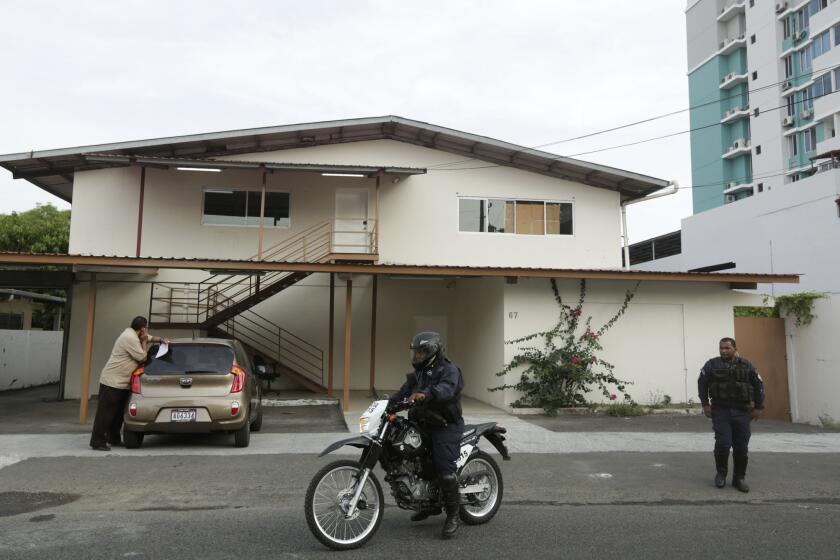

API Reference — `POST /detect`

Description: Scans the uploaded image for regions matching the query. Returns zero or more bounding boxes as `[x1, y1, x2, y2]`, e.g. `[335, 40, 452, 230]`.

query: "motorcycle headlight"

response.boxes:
[359, 417, 370, 434]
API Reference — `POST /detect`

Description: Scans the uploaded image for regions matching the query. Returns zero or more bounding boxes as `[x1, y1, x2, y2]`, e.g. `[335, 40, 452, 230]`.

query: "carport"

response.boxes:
[0, 252, 799, 420]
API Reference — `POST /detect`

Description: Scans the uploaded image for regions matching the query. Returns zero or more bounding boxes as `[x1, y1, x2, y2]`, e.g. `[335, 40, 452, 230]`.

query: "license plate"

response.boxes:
[171, 409, 196, 422]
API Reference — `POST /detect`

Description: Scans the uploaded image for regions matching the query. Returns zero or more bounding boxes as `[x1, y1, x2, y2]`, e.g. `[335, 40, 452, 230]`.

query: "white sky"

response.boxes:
[0, 0, 692, 243]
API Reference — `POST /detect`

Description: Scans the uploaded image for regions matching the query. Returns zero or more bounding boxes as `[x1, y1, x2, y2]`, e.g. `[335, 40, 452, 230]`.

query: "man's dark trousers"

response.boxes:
[428, 419, 465, 475]
[89, 383, 130, 447]
[711, 407, 752, 453]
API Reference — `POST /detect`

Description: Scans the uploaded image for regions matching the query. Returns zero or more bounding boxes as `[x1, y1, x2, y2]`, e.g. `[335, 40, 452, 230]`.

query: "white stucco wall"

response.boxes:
[784, 294, 840, 425]
[451, 278, 506, 408]
[68, 139, 625, 269]
[0, 330, 63, 391]
[499, 278, 763, 407]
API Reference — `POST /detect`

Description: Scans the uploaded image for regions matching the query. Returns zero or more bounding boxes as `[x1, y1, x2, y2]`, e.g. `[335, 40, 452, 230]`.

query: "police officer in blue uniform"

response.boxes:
[388, 331, 465, 539]
[698, 337, 765, 493]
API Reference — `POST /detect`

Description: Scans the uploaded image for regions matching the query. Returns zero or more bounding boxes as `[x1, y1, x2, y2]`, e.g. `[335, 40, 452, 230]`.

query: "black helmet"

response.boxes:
[409, 331, 443, 369]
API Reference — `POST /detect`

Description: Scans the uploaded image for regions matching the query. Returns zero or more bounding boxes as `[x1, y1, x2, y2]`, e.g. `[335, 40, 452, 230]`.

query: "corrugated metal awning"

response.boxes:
[0, 252, 800, 287]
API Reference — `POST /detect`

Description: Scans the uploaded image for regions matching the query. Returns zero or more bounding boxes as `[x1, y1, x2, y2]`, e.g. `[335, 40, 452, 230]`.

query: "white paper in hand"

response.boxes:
[155, 343, 169, 358]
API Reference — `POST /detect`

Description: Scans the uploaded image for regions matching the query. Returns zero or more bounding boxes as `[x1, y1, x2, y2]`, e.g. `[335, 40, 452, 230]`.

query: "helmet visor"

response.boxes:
[410, 348, 430, 367]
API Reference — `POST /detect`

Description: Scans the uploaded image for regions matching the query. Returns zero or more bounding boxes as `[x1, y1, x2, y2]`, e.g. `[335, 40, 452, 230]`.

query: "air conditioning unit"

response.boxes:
[725, 194, 737, 203]
[719, 40, 726, 50]
[733, 138, 748, 150]
[782, 81, 793, 90]
[725, 72, 735, 81]
[775, 2, 787, 14]
[783, 115, 795, 126]
[793, 30, 803, 41]
[727, 181, 738, 190]
[800, 109, 813, 119]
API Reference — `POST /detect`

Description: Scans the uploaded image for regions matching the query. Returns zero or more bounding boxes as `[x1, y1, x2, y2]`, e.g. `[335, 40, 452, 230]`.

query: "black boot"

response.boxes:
[440, 473, 460, 539]
[732, 454, 750, 493]
[410, 508, 441, 522]
[714, 449, 729, 488]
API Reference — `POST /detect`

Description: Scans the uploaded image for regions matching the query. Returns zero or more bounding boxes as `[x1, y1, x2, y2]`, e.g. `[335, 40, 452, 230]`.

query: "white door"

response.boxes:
[334, 189, 369, 254]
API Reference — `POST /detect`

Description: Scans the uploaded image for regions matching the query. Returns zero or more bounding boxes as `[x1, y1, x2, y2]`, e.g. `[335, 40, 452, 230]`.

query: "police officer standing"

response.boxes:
[388, 331, 465, 539]
[698, 337, 765, 493]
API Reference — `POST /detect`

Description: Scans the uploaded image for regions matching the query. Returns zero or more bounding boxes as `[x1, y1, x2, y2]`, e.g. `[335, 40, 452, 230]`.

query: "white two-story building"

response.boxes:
[0, 116, 797, 415]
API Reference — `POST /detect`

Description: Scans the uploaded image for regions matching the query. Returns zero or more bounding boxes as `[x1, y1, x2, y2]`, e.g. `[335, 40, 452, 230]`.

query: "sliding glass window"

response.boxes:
[458, 197, 573, 235]
[203, 189, 290, 227]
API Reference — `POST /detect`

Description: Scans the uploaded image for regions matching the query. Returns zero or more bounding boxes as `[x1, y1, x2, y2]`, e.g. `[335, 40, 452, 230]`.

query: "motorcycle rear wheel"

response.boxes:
[458, 450, 503, 525]
[304, 459, 384, 550]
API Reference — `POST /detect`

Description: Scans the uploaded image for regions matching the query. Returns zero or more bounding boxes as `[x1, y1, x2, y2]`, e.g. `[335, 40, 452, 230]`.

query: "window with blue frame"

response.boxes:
[797, 6, 810, 30]
[812, 30, 831, 58]
[804, 127, 818, 153]
[810, 0, 829, 15]
[800, 47, 813, 71]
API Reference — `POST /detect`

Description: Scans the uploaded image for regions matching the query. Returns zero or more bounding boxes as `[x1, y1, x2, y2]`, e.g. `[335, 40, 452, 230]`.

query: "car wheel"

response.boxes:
[124, 428, 144, 449]
[250, 403, 263, 432]
[234, 419, 250, 448]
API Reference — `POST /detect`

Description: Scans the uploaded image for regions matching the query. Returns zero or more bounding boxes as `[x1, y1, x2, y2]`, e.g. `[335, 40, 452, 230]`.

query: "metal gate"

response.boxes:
[734, 317, 790, 422]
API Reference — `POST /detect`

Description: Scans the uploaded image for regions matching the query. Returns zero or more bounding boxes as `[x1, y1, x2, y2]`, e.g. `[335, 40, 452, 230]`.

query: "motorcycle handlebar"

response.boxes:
[386, 399, 414, 414]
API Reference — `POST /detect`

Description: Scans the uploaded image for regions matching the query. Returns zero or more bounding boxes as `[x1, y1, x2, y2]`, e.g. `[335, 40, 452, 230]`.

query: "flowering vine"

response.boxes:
[490, 278, 639, 415]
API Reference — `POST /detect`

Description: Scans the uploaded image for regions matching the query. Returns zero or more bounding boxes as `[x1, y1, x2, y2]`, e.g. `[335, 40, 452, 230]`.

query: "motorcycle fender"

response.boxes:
[318, 436, 371, 457]
[483, 432, 511, 460]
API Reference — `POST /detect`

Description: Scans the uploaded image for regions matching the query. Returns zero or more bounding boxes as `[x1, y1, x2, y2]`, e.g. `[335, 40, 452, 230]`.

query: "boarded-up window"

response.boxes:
[515, 201, 545, 235]
[546, 203, 573, 235]
[458, 197, 573, 235]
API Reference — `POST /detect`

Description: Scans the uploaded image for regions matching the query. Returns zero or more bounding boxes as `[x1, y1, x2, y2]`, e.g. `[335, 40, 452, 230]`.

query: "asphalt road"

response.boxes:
[1, 453, 839, 559]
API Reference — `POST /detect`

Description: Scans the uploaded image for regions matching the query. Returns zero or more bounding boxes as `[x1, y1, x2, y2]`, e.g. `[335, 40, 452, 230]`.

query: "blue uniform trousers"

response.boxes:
[427, 419, 465, 476]
[711, 407, 752, 455]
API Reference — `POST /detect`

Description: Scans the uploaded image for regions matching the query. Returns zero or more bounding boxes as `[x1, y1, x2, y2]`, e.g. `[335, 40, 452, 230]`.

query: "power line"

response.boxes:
[428, 84, 838, 168]
[427, 59, 840, 169]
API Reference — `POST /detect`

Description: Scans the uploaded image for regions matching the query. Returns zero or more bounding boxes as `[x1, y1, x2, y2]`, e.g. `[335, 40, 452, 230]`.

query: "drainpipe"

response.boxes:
[620, 181, 680, 270]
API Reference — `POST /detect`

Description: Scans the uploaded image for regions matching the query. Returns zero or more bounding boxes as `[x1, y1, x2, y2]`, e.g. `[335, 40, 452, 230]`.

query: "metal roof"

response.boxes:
[84, 153, 427, 177]
[0, 116, 670, 203]
[0, 253, 799, 287]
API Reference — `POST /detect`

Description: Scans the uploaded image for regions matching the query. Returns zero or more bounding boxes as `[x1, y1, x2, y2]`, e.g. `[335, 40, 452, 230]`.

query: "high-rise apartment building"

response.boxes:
[686, 0, 840, 214]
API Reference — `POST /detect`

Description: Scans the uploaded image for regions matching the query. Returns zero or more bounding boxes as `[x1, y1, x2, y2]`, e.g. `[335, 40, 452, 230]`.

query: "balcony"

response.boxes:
[718, 35, 747, 56]
[721, 106, 751, 124]
[722, 138, 751, 159]
[723, 181, 754, 196]
[775, 1, 791, 19]
[717, 1, 746, 22]
[719, 72, 749, 90]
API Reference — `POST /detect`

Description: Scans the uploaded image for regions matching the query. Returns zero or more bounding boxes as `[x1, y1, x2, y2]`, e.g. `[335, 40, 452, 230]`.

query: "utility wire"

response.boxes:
[428, 84, 840, 169]
[427, 58, 840, 169]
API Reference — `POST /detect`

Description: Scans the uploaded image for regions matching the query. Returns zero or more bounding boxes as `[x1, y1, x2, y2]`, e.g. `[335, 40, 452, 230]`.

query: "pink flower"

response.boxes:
[610, 394, 617, 401]
[571, 356, 581, 365]
[570, 308, 582, 318]
[591, 356, 598, 363]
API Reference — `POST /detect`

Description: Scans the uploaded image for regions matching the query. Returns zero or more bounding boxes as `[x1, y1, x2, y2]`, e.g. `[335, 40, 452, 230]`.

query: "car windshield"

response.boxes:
[144, 344, 234, 375]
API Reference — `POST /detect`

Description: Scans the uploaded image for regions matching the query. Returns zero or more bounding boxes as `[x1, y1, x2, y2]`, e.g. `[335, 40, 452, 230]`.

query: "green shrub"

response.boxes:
[604, 402, 647, 417]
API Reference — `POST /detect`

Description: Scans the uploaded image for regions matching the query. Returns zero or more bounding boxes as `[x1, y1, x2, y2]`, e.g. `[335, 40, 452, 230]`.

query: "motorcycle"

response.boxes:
[304, 398, 511, 550]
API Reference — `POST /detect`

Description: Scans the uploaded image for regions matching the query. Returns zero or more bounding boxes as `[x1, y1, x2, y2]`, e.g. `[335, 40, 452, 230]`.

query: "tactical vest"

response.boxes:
[406, 360, 463, 429]
[708, 360, 754, 404]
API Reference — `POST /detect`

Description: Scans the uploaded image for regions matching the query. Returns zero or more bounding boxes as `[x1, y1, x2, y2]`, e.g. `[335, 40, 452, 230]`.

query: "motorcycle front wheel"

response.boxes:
[304, 459, 385, 550]
[458, 450, 503, 525]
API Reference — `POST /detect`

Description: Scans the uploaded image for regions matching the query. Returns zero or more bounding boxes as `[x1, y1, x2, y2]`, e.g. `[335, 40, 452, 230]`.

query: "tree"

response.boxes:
[0, 203, 71, 254]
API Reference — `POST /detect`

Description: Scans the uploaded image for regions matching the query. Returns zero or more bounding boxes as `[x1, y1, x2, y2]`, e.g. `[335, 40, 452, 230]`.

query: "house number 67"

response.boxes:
[508, 312, 518, 319]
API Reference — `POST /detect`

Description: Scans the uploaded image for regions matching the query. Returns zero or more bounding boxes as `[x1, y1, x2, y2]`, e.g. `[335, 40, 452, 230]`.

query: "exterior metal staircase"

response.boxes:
[147, 219, 376, 392]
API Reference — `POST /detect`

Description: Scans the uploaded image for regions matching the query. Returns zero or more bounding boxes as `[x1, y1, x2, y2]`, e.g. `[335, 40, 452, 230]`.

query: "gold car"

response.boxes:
[122, 338, 263, 448]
